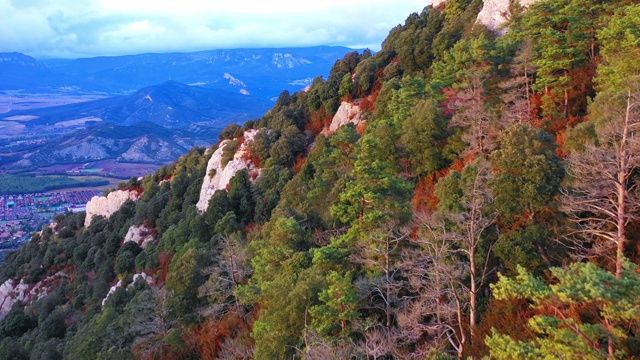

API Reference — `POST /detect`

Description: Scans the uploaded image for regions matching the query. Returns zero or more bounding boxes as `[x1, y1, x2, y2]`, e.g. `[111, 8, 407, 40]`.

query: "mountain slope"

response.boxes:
[0, 53, 75, 90]
[1, 1, 638, 359]
[6, 81, 270, 128]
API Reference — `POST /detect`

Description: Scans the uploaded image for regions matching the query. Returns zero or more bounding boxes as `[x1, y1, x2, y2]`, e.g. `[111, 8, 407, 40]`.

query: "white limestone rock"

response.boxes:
[133, 272, 153, 284]
[124, 225, 155, 249]
[0, 277, 53, 320]
[475, 0, 543, 34]
[196, 129, 261, 213]
[0, 279, 28, 319]
[102, 279, 125, 307]
[102, 272, 153, 307]
[322, 101, 364, 135]
[85, 190, 140, 227]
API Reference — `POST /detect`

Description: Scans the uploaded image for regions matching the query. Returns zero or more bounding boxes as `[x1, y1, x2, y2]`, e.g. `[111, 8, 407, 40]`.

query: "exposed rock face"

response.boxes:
[196, 129, 261, 213]
[475, 0, 543, 34]
[124, 225, 155, 249]
[0, 274, 58, 320]
[271, 53, 312, 68]
[54, 141, 111, 161]
[85, 190, 140, 227]
[322, 101, 364, 135]
[102, 272, 152, 307]
[119, 136, 176, 162]
[0, 279, 29, 319]
[102, 280, 125, 307]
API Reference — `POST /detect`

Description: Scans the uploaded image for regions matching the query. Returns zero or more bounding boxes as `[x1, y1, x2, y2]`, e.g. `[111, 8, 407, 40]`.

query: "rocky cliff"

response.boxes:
[84, 189, 141, 227]
[0, 272, 65, 320]
[101, 272, 152, 307]
[196, 129, 261, 213]
[322, 101, 365, 135]
[429, 0, 543, 35]
[475, 0, 543, 34]
[123, 224, 155, 249]
[0, 279, 29, 319]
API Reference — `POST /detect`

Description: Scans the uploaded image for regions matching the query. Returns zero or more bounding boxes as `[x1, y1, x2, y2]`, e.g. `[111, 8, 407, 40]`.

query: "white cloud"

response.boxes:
[0, 0, 431, 58]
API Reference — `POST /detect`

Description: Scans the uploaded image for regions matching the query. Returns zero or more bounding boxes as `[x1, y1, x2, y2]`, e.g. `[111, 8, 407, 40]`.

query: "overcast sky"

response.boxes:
[0, 0, 431, 59]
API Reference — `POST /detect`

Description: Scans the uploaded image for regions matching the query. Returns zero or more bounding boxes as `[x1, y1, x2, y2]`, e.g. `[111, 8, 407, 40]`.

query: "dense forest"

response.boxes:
[1, 0, 640, 358]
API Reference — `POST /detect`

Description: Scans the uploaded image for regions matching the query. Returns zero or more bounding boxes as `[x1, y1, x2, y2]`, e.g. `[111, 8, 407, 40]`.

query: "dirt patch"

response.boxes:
[2, 115, 39, 121]
[52, 117, 102, 129]
[0, 93, 108, 113]
[0, 122, 26, 136]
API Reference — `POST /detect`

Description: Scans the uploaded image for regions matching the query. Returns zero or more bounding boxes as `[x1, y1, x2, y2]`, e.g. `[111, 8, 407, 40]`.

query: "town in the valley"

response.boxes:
[0, 190, 101, 255]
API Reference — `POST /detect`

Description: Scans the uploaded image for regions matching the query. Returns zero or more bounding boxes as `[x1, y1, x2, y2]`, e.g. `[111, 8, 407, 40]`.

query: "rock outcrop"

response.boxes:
[196, 129, 261, 213]
[85, 190, 140, 227]
[0, 279, 29, 319]
[102, 272, 153, 307]
[427, 0, 542, 35]
[0, 273, 61, 320]
[322, 101, 364, 135]
[123, 225, 155, 249]
[475, 0, 543, 34]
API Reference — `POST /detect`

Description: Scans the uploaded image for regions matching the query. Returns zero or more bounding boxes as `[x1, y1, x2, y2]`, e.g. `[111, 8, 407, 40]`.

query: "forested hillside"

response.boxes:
[0, 0, 639, 358]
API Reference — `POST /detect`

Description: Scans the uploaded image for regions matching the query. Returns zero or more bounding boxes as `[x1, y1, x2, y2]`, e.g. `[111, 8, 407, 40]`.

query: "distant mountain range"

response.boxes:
[16, 121, 216, 167]
[0, 46, 358, 170]
[0, 46, 355, 97]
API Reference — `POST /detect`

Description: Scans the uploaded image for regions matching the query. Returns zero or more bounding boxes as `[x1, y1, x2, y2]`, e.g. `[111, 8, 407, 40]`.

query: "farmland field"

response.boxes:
[0, 92, 108, 113]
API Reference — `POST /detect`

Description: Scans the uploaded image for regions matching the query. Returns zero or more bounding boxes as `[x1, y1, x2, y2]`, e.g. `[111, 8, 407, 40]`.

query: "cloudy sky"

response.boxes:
[0, 0, 430, 59]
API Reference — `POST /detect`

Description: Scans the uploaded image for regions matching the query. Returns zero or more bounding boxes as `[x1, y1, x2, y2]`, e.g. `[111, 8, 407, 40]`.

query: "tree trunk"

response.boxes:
[454, 295, 466, 359]
[469, 245, 477, 339]
[564, 70, 570, 119]
[615, 90, 633, 279]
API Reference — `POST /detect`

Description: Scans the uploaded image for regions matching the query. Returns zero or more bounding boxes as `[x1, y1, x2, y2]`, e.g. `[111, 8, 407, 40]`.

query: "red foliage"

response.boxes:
[63, 264, 74, 275]
[440, 87, 459, 116]
[569, 62, 597, 116]
[449, 153, 476, 173]
[151, 251, 172, 284]
[306, 108, 329, 137]
[244, 222, 257, 234]
[468, 298, 535, 357]
[184, 309, 252, 360]
[118, 184, 144, 197]
[143, 218, 153, 229]
[555, 130, 568, 158]
[293, 154, 307, 174]
[371, 69, 385, 94]
[247, 153, 262, 168]
[249, 169, 260, 182]
[355, 122, 367, 135]
[412, 175, 440, 213]
[359, 96, 375, 112]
